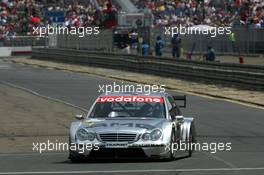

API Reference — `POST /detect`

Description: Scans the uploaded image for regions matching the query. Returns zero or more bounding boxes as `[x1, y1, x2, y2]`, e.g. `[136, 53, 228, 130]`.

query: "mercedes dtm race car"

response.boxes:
[69, 92, 196, 161]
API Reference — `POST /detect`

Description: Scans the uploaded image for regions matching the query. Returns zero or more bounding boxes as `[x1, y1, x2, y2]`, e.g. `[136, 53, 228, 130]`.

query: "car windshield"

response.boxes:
[89, 96, 166, 118]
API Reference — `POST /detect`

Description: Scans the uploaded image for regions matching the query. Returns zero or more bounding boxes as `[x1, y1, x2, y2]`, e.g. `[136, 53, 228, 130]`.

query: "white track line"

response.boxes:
[201, 151, 237, 168]
[0, 168, 264, 174]
[0, 81, 88, 112]
[0, 65, 11, 69]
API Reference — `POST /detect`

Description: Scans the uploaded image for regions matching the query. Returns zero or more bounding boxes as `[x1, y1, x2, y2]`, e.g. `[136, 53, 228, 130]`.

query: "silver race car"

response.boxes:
[69, 92, 196, 161]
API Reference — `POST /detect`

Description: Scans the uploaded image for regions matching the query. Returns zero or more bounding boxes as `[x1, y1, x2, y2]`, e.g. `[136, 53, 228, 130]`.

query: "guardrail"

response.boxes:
[1, 36, 47, 47]
[32, 48, 264, 90]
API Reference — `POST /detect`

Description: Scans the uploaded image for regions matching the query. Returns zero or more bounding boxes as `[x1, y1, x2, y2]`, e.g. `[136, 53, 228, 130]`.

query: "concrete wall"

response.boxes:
[0, 47, 32, 57]
[0, 47, 12, 57]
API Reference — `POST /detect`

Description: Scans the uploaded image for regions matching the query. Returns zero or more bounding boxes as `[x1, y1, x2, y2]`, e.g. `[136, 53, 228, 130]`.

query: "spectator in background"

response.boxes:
[205, 46, 216, 61]
[123, 43, 131, 54]
[229, 32, 236, 53]
[129, 29, 138, 54]
[142, 41, 150, 56]
[171, 34, 181, 59]
[155, 35, 164, 56]
[132, 0, 264, 28]
[0, 0, 115, 38]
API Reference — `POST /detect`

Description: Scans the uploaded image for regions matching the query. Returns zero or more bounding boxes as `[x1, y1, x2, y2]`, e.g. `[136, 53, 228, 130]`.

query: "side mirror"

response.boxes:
[173, 95, 187, 108]
[169, 108, 175, 120]
[75, 114, 84, 120]
[176, 115, 184, 122]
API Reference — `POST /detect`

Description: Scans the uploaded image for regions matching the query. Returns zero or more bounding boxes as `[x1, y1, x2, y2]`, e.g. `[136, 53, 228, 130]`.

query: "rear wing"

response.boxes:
[173, 95, 187, 108]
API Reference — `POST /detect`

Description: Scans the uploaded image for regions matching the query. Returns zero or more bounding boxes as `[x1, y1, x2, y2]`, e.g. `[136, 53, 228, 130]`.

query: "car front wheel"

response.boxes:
[187, 128, 195, 157]
[170, 129, 177, 160]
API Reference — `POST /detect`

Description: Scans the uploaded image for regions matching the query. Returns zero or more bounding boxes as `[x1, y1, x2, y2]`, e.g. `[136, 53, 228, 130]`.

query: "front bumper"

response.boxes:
[70, 141, 171, 159]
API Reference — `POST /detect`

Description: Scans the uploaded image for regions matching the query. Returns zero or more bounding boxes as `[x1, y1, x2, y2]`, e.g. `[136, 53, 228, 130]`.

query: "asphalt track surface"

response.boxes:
[0, 62, 264, 175]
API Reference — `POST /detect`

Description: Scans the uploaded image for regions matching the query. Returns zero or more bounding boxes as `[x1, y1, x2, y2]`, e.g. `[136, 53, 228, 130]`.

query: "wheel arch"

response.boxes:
[180, 117, 196, 142]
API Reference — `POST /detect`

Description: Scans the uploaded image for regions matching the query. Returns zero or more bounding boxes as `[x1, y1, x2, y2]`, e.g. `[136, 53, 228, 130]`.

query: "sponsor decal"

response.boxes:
[83, 121, 155, 130]
[105, 143, 128, 148]
[97, 96, 164, 103]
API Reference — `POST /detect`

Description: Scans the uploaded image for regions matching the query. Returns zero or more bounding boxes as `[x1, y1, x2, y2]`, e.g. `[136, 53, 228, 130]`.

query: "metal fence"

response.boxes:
[49, 27, 263, 55]
[1, 28, 263, 55]
[54, 29, 113, 52]
[150, 28, 264, 55]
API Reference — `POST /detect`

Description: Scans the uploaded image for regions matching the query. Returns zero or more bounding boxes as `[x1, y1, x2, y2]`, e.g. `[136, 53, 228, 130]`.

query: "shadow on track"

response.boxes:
[57, 155, 190, 164]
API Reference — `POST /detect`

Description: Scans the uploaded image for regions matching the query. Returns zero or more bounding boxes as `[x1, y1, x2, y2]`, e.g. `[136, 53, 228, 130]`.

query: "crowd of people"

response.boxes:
[0, 0, 116, 39]
[0, 0, 264, 39]
[132, 0, 264, 28]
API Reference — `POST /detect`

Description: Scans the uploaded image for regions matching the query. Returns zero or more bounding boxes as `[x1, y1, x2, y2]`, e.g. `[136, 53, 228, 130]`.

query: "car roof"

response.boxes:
[99, 92, 168, 98]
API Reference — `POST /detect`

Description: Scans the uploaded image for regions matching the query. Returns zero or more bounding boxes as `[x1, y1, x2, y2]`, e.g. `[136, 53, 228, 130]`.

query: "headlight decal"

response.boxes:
[76, 128, 95, 141]
[142, 133, 151, 141]
[150, 129, 162, 141]
[141, 129, 163, 141]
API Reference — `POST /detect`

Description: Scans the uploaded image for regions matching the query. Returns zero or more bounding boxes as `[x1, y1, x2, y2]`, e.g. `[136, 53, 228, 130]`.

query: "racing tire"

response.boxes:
[69, 150, 85, 163]
[68, 136, 85, 162]
[169, 129, 177, 160]
[187, 128, 195, 157]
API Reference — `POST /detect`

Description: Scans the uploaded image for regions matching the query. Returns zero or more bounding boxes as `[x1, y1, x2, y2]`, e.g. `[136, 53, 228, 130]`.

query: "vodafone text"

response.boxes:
[97, 96, 164, 103]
